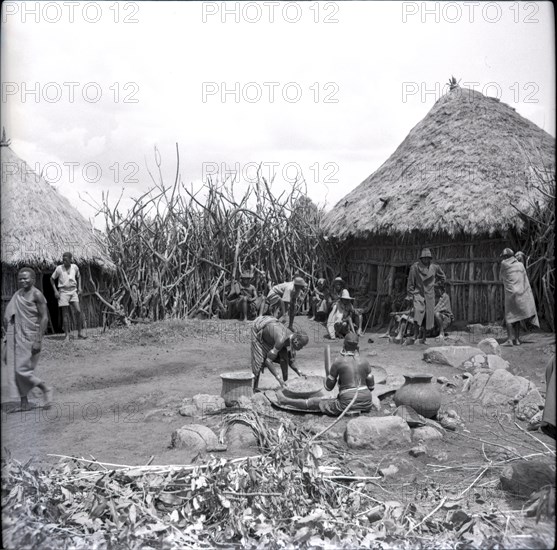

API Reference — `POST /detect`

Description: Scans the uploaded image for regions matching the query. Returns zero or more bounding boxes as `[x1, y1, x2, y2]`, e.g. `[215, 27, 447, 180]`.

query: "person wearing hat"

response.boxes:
[265, 276, 307, 330]
[320, 333, 375, 416]
[499, 248, 539, 346]
[406, 248, 446, 344]
[326, 289, 363, 339]
[328, 277, 345, 310]
[226, 271, 261, 321]
[250, 315, 309, 392]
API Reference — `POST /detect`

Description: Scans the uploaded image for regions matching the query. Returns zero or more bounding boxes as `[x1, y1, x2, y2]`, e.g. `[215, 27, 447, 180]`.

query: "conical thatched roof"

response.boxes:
[324, 86, 555, 239]
[1, 145, 114, 269]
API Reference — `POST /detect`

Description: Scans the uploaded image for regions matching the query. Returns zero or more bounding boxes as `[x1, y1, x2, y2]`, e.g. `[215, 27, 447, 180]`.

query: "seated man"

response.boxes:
[328, 277, 345, 311]
[379, 277, 408, 337]
[327, 289, 362, 339]
[309, 278, 330, 322]
[251, 315, 309, 392]
[265, 276, 307, 330]
[433, 283, 454, 341]
[226, 272, 262, 321]
[321, 333, 375, 416]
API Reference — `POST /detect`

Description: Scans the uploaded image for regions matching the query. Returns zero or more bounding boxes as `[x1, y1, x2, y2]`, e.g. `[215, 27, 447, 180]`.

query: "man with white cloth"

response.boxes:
[499, 248, 539, 346]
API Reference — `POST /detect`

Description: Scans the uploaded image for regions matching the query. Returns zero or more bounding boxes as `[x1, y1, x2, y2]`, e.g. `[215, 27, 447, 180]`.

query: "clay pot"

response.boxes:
[394, 374, 441, 419]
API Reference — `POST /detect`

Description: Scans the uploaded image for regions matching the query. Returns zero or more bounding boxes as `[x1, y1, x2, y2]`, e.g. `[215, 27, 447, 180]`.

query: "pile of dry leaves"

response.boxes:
[2, 411, 554, 549]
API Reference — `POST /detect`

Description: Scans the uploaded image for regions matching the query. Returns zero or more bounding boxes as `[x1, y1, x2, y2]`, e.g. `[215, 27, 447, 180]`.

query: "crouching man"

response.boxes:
[320, 333, 375, 416]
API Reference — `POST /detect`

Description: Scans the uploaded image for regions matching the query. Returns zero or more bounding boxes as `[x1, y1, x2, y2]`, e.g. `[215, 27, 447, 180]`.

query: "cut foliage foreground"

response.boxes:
[2, 411, 554, 549]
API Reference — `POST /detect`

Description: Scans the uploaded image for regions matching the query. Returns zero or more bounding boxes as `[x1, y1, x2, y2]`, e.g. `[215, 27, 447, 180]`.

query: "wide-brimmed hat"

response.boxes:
[293, 276, 307, 287]
[500, 248, 514, 257]
[340, 289, 354, 300]
[419, 248, 432, 258]
[333, 277, 344, 284]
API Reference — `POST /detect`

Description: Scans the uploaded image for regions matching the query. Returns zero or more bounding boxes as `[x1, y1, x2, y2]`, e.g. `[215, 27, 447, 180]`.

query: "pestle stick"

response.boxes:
[324, 345, 331, 377]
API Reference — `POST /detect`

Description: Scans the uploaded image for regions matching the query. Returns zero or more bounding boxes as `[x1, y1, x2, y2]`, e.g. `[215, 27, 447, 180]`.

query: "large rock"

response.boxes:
[487, 355, 510, 371]
[180, 394, 226, 417]
[480, 370, 531, 407]
[468, 372, 492, 400]
[393, 405, 426, 427]
[345, 416, 411, 450]
[412, 426, 444, 442]
[500, 461, 556, 497]
[515, 388, 545, 421]
[171, 424, 219, 451]
[478, 338, 501, 356]
[225, 422, 258, 450]
[423, 347, 485, 368]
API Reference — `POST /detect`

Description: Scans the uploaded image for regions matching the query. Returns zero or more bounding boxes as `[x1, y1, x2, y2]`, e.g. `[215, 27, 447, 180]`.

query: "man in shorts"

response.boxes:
[51, 252, 87, 341]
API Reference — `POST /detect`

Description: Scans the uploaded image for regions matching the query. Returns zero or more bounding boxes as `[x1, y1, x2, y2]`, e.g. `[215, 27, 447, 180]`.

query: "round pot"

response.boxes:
[393, 374, 441, 419]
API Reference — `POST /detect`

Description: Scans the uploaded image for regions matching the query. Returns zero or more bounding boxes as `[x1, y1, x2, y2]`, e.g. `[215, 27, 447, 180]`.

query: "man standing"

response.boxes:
[4, 268, 53, 411]
[51, 252, 86, 340]
[265, 276, 307, 330]
[250, 315, 309, 392]
[499, 248, 539, 346]
[406, 248, 446, 345]
[320, 333, 375, 416]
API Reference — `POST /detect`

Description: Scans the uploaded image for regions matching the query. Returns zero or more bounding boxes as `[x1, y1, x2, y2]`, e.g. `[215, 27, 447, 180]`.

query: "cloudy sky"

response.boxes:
[2, 1, 555, 228]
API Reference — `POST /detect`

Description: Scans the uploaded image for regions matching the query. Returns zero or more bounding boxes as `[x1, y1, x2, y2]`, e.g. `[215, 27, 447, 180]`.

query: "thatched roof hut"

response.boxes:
[1, 141, 114, 331]
[324, 85, 555, 326]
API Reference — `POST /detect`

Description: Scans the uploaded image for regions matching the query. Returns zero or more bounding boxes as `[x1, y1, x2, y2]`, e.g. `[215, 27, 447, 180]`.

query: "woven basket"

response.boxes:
[220, 371, 254, 407]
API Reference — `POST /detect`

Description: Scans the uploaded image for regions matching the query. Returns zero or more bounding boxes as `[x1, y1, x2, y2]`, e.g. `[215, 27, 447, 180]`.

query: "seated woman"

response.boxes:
[309, 278, 330, 322]
[275, 333, 375, 416]
[227, 272, 262, 321]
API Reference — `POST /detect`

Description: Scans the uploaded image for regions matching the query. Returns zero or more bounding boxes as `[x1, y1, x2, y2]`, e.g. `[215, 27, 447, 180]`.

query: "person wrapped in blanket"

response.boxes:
[433, 282, 454, 342]
[274, 333, 375, 416]
[251, 316, 309, 392]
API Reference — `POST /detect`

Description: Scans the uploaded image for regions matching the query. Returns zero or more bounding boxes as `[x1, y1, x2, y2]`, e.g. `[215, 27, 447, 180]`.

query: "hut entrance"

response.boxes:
[42, 274, 63, 334]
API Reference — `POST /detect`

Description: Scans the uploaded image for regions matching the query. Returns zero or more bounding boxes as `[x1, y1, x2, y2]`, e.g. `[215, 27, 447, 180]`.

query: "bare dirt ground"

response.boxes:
[2, 317, 555, 546]
[1, 317, 554, 467]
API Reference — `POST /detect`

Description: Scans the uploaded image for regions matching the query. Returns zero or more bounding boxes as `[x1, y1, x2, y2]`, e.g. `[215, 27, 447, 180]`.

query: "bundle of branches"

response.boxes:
[511, 160, 555, 329]
[93, 146, 335, 321]
[2, 410, 542, 549]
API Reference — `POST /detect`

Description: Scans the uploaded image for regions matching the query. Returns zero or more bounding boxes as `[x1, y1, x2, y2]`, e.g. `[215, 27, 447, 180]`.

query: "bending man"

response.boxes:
[251, 315, 309, 392]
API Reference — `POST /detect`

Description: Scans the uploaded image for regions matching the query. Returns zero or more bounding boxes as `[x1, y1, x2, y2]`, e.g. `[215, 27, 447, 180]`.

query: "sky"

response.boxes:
[1, 1, 555, 229]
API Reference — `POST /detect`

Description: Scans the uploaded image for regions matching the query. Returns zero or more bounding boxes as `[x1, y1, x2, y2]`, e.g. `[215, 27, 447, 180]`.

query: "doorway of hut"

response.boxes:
[42, 274, 63, 334]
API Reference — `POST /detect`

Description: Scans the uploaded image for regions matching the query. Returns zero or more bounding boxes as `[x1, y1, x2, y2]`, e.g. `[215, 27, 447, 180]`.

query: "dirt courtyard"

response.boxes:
[1, 317, 555, 469]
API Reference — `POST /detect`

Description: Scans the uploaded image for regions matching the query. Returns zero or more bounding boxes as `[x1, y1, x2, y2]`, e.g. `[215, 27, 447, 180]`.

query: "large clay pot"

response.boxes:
[393, 374, 441, 419]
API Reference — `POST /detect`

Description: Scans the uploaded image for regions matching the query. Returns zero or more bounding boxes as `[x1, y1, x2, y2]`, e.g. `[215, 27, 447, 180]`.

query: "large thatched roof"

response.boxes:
[324, 86, 555, 239]
[1, 145, 113, 269]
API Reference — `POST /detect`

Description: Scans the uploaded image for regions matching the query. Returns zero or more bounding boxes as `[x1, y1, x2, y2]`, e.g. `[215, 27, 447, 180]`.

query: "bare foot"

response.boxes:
[501, 340, 514, 347]
[43, 387, 54, 409]
[513, 339, 522, 346]
[379, 332, 390, 338]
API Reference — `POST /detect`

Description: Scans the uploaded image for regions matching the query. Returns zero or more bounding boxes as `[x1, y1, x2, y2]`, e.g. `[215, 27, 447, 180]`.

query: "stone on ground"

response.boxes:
[478, 337, 501, 356]
[500, 461, 556, 497]
[467, 372, 492, 400]
[515, 388, 545, 421]
[379, 464, 399, 477]
[423, 346, 485, 368]
[412, 426, 444, 442]
[409, 445, 427, 457]
[480, 370, 531, 407]
[225, 422, 258, 449]
[393, 405, 426, 427]
[486, 355, 510, 371]
[345, 416, 411, 450]
[171, 424, 219, 451]
[192, 394, 226, 413]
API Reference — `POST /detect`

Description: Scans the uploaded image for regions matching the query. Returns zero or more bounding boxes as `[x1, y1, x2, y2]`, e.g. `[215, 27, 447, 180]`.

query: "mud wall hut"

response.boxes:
[323, 85, 555, 326]
[1, 140, 114, 332]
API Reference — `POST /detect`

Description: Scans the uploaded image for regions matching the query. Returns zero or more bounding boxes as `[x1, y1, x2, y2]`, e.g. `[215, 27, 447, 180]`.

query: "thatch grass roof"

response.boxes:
[324, 86, 555, 239]
[1, 145, 114, 270]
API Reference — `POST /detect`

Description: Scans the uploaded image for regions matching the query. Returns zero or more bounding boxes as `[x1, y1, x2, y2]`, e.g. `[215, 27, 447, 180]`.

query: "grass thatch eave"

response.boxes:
[324, 86, 555, 240]
[1, 145, 115, 271]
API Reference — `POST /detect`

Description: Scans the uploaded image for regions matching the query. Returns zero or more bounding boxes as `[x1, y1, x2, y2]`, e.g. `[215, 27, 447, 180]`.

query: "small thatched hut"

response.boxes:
[1, 139, 114, 332]
[324, 85, 555, 326]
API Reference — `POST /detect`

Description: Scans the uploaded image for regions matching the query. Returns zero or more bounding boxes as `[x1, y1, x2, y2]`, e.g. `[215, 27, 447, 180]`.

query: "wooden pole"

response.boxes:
[324, 345, 331, 377]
